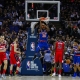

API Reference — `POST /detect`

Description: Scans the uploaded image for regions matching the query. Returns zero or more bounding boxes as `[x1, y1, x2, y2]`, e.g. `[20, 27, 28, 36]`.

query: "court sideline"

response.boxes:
[0, 76, 80, 80]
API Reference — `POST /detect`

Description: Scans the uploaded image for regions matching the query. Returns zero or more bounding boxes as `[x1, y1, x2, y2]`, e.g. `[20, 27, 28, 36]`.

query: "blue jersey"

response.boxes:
[73, 45, 80, 55]
[39, 30, 48, 42]
[73, 45, 80, 64]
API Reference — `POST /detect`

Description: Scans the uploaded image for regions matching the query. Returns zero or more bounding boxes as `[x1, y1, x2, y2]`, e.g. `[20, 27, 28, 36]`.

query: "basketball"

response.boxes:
[40, 17, 45, 21]
[66, 59, 71, 64]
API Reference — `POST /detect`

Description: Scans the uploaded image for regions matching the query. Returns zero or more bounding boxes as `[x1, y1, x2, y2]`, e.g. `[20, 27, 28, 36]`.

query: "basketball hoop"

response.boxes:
[40, 17, 50, 24]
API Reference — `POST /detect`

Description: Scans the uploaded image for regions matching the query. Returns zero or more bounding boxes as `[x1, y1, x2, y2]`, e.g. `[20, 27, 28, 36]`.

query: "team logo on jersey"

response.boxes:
[26, 61, 31, 69]
[30, 42, 35, 51]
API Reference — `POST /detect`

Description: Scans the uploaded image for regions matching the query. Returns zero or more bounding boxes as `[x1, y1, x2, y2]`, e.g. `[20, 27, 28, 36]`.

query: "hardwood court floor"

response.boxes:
[0, 76, 80, 80]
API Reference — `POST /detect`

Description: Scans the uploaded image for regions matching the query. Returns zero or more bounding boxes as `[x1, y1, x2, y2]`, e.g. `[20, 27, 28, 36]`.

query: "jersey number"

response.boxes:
[57, 44, 62, 49]
[42, 33, 46, 37]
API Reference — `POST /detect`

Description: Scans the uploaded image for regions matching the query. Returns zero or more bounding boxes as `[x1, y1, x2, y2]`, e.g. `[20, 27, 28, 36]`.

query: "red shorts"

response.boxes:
[10, 54, 20, 67]
[55, 52, 63, 63]
[10, 55, 17, 65]
[0, 52, 7, 65]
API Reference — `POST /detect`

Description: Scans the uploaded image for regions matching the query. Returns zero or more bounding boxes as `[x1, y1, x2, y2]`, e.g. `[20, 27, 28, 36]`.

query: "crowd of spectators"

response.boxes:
[0, 0, 80, 75]
[61, 0, 80, 39]
[0, 0, 31, 53]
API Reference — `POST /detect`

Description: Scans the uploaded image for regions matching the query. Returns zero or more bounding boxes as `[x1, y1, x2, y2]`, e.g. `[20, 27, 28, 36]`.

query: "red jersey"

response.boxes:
[10, 43, 18, 55]
[55, 41, 64, 53]
[0, 40, 6, 52]
[10, 43, 15, 55]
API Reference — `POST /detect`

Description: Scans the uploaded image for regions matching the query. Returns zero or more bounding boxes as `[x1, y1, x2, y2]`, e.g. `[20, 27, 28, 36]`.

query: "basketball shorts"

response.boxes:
[36, 42, 49, 53]
[55, 52, 63, 63]
[10, 54, 20, 67]
[0, 52, 7, 65]
[10, 54, 17, 65]
[73, 56, 80, 64]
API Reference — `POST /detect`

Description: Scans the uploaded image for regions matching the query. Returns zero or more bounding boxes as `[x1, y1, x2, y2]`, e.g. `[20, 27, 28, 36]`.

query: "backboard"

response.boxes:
[25, 0, 60, 21]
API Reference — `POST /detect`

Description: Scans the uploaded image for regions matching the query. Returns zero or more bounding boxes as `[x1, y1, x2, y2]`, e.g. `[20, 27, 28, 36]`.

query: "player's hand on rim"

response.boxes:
[39, 17, 45, 21]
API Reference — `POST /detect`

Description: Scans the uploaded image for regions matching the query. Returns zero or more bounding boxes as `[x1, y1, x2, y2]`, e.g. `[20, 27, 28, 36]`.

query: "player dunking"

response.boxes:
[72, 40, 80, 77]
[52, 36, 65, 77]
[0, 35, 8, 79]
[9, 37, 21, 76]
[33, 17, 50, 60]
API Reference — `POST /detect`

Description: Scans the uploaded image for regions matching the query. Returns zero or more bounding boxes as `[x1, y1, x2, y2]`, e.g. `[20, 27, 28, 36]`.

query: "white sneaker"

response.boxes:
[52, 73, 56, 77]
[2, 74, 6, 79]
[58, 74, 61, 78]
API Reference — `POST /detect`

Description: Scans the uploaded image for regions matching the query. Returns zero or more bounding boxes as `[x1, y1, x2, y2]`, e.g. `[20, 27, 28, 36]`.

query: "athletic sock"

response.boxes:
[16, 70, 19, 74]
[10, 70, 12, 75]
[2, 69, 6, 74]
[59, 69, 62, 75]
[54, 68, 56, 73]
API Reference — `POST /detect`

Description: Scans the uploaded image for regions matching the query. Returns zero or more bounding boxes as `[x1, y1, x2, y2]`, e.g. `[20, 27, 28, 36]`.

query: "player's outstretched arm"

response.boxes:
[39, 17, 43, 30]
[53, 42, 56, 55]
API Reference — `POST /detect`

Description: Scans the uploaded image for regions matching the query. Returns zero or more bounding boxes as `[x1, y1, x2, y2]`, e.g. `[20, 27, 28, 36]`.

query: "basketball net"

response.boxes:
[40, 17, 49, 24]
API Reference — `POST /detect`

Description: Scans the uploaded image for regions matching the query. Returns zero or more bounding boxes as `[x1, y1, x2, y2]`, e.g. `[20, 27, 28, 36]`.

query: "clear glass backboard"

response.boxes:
[25, 1, 60, 21]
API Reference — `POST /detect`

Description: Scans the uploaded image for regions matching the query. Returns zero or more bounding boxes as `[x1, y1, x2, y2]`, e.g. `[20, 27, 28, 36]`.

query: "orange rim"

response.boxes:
[40, 17, 48, 21]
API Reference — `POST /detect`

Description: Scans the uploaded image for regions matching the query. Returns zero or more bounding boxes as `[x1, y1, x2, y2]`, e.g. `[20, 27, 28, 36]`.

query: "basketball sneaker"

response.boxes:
[2, 74, 6, 79]
[52, 73, 56, 77]
[58, 74, 61, 78]
[72, 72, 77, 77]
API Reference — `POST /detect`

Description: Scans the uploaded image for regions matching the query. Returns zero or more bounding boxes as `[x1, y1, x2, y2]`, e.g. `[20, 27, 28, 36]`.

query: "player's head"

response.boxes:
[13, 37, 18, 43]
[41, 23, 46, 30]
[74, 39, 78, 45]
[1, 35, 5, 41]
[58, 35, 62, 41]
